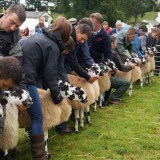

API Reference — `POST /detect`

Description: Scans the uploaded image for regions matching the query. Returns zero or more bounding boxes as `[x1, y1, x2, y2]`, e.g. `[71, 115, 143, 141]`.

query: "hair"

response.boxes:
[139, 25, 148, 33]
[0, 57, 22, 85]
[78, 17, 94, 31]
[116, 20, 122, 26]
[151, 27, 160, 34]
[76, 24, 92, 38]
[49, 16, 72, 44]
[127, 27, 137, 35]
[64, 36, 75, 53]
[102, 21, 109, 26]
[6, 4, 26, 22]
[110, 35, 116, 43]
[90, 12, 103, 24]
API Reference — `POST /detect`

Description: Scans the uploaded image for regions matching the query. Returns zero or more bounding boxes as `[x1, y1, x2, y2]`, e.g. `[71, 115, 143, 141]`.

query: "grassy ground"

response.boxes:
[16, 76, 160, 160]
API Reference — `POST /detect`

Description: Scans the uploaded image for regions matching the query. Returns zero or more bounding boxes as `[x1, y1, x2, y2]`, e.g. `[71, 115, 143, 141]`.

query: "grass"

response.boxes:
[16, 76, 160, 160]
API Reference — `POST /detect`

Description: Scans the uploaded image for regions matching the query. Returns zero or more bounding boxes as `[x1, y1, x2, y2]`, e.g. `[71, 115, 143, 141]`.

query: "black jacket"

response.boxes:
[21, 29, 64, 104]
[88, 28, 112, 63]
[64, 28, 91, 81]
[0, 14, 27, 90]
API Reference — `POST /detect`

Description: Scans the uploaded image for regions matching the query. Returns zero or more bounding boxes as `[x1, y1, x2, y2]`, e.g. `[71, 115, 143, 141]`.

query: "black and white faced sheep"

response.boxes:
[0, 88, 32, 154]
[87, 63, 105, 76]
[58, 80, 88, 103]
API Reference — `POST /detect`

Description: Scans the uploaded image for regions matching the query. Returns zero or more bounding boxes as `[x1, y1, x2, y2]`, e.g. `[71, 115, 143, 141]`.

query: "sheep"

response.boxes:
[18, 88, 72, 159]
[115, 59, 142, 97]
[0, 88, 32, 159]
[18, 88, 72, 131]
[67, 74, 95, 132]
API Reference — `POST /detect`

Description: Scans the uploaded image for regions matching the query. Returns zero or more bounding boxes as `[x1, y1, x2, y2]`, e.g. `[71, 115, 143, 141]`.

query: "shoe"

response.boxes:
[56, 126, 75, 135]
[108, 100, 121, 105]
[102, 101, 109, 107]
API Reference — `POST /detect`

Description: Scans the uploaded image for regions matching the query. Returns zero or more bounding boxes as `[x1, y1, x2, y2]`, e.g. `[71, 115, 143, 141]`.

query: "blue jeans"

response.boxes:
[27, 85, 43, 135]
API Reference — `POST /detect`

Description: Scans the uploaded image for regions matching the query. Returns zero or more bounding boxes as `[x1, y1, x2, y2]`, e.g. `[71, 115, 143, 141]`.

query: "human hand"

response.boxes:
[88, 76, 99, 83]
[67, 99, 72, 105]
[17, 104, 27, 111]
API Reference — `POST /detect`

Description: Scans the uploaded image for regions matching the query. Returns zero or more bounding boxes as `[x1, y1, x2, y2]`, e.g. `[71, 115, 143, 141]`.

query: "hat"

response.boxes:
[68, 18, 77, 24]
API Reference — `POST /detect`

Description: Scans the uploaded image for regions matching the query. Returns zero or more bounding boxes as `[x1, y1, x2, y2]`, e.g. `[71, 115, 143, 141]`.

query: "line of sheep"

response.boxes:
[0, 53, 155, 159]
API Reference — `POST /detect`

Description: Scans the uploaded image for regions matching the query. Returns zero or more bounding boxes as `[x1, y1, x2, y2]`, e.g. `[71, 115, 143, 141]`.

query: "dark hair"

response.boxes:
[0, 57, 22, 85]
[50, 16, 72, 44]
[76, 24, 92, 38]
[78, 17, 94, 31]
[127, 27, 137, 35]
[139, 25, 148, 33]
[7, 4, 26, 22]
[110, 35, 116, 43]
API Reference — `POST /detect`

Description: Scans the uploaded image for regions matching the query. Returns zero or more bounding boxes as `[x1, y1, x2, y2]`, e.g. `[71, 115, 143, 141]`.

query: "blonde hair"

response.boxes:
[50, 16, 72, 44]
[90, 13, 103, 24]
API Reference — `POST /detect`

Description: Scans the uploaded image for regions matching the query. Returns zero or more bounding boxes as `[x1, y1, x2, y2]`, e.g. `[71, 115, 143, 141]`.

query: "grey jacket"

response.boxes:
[116, 32, 133, 61]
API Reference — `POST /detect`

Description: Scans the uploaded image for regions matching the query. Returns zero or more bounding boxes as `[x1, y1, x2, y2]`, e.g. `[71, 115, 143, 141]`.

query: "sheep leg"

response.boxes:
[148, 72, 152, 84]
[93, 100, 97, 111]
[79, 108, 84, 128]
[44, 131, 51, 159]
[74, 109, 79, 132]
[98, 95, 103, 108]
[129, 83, 133, 97]
[140, 76, 143, 88]
[4, 150, 14, 160]
[85, 106, 92, 125]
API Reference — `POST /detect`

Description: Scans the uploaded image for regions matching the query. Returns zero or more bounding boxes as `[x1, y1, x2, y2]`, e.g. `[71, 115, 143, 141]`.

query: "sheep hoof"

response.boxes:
[99, 106, 104, 109]
[46, 153, 52, 159]
[75, 130, 79, 133]
[87, 121, 92, 126]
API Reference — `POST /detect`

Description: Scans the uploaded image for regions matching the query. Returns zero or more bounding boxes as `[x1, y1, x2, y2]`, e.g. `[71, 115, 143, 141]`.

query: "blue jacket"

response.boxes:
[88, 28, 112, 63]
[76, 41, 94, 69]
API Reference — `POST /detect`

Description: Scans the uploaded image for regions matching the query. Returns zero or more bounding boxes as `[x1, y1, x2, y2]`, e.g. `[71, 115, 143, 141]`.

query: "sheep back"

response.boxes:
[130, 66, 141, 83]
[115, 70, 132, 81]
[19, 88, 63, 130]
[140, 62, 151, 75]
[91, 80, 100, 100]
[0, 105, 19, 150]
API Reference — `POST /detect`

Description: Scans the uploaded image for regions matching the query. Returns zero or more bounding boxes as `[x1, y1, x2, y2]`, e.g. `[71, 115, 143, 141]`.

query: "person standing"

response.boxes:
[35, 16, 46, 34]
[21, 16, 72, 160]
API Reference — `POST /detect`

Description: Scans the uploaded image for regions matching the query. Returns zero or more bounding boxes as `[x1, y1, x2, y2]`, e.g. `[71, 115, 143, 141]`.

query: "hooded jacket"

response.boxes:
[21, 29, 64, 104]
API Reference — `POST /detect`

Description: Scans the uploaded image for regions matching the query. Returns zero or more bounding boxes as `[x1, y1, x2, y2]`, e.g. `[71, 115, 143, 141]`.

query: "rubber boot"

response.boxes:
[30, 134, 47, 160]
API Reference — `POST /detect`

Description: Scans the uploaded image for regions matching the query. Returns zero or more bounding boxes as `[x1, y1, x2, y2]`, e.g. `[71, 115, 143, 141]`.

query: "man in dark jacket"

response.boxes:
[0, 4, 28, 159]
[88, 12, 112, 63]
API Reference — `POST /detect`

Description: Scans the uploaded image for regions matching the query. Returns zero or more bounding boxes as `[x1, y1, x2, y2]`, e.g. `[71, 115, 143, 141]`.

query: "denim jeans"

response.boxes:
[27, 85, 43, 135]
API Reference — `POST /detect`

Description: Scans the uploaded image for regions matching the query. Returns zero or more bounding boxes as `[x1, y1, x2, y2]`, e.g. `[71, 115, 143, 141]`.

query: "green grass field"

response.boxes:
[15, 76, 160, 160]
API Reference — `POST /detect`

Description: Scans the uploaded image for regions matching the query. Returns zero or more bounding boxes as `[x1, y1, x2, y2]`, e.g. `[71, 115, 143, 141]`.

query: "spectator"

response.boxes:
[110, 20, 123, 35]
[35, 16, 46, 34]
[102, 21, 112, 34]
